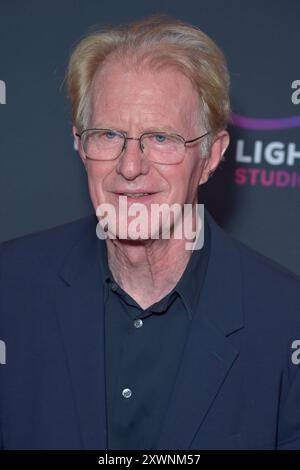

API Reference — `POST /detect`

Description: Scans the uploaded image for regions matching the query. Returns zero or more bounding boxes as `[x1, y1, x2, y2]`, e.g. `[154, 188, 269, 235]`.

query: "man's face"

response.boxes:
[75, 62, 227, 239]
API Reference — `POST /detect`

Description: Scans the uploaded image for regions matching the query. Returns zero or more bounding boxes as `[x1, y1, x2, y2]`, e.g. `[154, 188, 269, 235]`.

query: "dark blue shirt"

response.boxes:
[97, 221, 211, 450]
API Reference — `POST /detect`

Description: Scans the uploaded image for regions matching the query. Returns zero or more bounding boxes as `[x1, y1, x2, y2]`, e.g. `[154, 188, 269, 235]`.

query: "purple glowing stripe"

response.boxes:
[231, 112, 300, 130]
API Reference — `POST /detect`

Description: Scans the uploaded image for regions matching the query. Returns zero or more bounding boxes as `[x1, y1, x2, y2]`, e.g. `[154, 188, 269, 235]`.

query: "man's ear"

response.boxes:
[72, 126, 87, 167]
[199, 130, 230, 185]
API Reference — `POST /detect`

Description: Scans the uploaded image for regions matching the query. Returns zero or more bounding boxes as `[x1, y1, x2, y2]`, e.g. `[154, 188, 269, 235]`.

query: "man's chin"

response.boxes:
[96, 220, 169, 242]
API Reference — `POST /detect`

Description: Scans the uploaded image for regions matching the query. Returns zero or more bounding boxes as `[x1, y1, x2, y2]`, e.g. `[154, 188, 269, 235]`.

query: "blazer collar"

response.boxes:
[56, 214, 107, 449]
[200, 209, 244, 336]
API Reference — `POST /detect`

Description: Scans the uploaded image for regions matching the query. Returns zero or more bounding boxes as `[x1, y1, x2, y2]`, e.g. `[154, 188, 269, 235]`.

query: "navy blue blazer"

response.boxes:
[1, 210, 300, 450]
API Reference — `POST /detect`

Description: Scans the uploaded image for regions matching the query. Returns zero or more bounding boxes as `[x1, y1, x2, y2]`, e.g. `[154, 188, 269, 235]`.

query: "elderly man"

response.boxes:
[1, 15, 300, 450]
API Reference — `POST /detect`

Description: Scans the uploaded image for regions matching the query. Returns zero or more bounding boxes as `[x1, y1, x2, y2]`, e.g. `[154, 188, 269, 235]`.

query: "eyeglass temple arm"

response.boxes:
[184, 131, 210, 145]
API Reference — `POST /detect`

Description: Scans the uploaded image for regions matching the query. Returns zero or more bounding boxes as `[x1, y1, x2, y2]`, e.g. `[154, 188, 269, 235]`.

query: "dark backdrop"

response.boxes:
[0, 0, 299, 276]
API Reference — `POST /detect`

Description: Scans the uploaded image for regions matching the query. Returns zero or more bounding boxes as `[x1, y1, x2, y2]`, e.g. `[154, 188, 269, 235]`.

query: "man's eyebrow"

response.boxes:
[142, 126, 180, 134]
[92, 123, 180, 134]
[92, 123, 117, 130]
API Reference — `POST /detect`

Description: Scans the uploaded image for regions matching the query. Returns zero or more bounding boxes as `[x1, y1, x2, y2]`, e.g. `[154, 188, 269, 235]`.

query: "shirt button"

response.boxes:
[122, 388, 132, 399]
[133, 319, 143, 329]
[111, 283, 118, 292]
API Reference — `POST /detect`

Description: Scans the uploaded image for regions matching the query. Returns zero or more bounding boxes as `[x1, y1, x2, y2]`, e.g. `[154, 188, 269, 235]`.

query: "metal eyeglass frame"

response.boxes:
[75, 128, 211, 162]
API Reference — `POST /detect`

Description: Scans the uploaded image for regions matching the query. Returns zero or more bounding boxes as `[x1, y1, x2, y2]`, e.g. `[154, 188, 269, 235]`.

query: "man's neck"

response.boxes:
[105, 236, 192, 310]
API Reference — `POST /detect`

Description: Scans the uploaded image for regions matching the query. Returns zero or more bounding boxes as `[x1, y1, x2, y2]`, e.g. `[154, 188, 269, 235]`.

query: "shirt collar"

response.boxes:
[97, 236, 112, 284]
[97, 215, 210, 320]
[174, 214, 211, 319]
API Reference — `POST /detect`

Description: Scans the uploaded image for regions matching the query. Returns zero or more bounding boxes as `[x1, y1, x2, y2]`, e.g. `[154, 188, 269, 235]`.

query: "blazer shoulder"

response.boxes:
[231, 236, 300, 333]
[0, 214, 96, 279]
[234, 236, 300, 287]
[207, 210, 300, 291]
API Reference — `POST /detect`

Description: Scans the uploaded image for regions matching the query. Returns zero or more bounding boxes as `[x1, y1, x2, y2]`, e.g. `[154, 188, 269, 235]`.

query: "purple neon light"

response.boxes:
[231, 112, 300, 130]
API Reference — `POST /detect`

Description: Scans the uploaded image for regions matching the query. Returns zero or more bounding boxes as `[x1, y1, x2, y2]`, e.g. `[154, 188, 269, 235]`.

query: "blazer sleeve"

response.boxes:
[277, 350, 300, 449]
[0, 243, 4, 450]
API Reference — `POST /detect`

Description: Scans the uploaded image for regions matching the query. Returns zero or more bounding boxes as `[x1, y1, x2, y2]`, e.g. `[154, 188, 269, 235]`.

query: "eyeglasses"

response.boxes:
[75, 128, 210, 165]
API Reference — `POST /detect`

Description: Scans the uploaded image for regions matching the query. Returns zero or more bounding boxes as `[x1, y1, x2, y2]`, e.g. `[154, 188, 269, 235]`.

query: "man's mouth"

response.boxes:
[118, 192, 153, 198]
[112, 190, 159, 200]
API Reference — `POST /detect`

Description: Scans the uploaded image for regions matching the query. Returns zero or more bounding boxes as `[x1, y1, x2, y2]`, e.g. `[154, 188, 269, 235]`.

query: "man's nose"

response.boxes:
[115, 137, 150, 180]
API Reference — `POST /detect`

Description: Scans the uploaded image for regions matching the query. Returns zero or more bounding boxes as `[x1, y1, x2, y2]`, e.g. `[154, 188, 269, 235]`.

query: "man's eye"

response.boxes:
[153, 134, 167, 143]
[103, 131, 118, 139]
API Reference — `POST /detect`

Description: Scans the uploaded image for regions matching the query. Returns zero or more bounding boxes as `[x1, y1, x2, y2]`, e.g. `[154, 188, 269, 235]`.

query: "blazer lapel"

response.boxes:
[157, 211, 244, 450]
[54, 215, 107, 449]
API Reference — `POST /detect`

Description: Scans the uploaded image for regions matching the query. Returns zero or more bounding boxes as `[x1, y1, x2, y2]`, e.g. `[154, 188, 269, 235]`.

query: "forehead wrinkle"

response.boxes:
[92, 97, 199, 137]
[91, 65, 200, 136]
